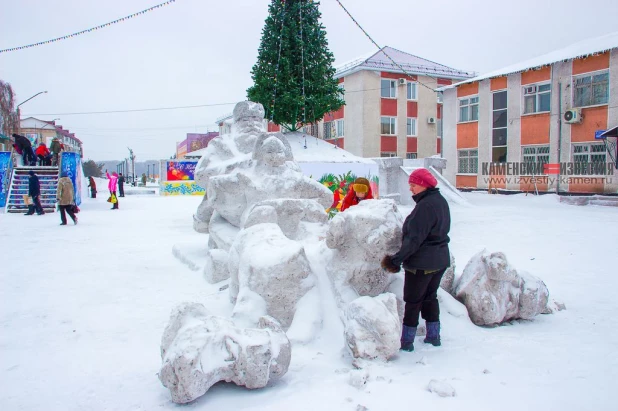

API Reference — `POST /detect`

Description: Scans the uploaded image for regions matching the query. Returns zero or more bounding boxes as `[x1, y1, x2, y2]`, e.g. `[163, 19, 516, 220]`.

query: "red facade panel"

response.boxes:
[406, 101, 418, 117]
[381, 99, 398, 116]
[406, 137, 417, 152]
[381, 71, 417, 81]
[381, 136, 397, 152]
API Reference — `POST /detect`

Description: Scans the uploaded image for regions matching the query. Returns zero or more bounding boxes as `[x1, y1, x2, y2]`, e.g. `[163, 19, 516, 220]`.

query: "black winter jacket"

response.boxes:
[28, 174, 41, 197]
[391, 188, 451, 271]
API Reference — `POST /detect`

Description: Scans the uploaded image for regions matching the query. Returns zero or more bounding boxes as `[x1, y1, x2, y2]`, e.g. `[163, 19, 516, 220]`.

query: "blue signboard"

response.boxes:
[60, 152, 83, 205]
[0, 151, 12, 208]
[595, 129, 606, 139]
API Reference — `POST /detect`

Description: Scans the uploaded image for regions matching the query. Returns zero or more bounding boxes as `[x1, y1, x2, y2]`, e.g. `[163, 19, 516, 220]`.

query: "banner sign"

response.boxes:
[60, 152, 83, 205]
[167, 161, 196, 181]
[0, 151, 12, 207]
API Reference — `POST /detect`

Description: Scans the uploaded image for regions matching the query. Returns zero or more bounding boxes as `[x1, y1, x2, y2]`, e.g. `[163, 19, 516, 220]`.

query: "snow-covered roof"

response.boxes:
[186, 131, 375, 164]
[439, 31, 618, 91]
[335, 46, 476, 80]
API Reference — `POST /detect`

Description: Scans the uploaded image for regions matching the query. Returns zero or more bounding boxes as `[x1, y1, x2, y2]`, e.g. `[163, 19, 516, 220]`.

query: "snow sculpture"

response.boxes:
[325, 199, 403, 303]
[192, 101, 265, 233]
[159, 302, 291, 404]
[343, 293, 401, 360]
[228, 223, 317, 330]
[453, 250, 549, 326]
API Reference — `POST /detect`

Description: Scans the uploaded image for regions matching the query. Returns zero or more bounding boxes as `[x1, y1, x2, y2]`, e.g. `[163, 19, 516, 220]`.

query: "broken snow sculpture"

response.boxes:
[159, 302, 291, 404]
[228, 223, 317, 330]
[439, 253, 457, 295]
[343, 293, 401, 360]
[325, 199, 403, 305]
[192, 101, 265, 233]
[452, 250, 550, 326]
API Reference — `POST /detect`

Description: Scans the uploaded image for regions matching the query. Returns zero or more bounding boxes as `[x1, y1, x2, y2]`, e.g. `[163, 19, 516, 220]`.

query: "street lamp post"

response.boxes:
[153, 163, 156, 180]
[16, 91, 48, 134]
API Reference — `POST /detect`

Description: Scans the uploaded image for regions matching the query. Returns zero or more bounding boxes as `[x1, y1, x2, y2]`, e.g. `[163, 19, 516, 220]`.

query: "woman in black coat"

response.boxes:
[382, 168, 451, 352]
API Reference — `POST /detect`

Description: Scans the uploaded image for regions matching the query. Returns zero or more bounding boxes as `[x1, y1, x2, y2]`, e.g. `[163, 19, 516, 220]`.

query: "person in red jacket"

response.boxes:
[35, 143, 52, 166]
[340, 177, 374, 211]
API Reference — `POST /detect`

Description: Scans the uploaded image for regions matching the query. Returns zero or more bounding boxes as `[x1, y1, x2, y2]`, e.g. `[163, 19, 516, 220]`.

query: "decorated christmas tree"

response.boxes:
[247, 0, 344, 131]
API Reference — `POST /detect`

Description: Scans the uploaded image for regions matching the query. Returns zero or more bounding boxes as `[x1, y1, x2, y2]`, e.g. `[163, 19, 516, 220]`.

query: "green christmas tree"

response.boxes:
[247, 0, 344, 131]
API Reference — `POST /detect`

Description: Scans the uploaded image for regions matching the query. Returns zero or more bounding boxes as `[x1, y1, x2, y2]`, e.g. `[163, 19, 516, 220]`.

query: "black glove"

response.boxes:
[381, 255, 401, 273]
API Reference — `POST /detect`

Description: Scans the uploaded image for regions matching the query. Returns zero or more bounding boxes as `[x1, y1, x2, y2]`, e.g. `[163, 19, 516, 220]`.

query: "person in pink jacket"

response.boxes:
[106, 170, 119, 210]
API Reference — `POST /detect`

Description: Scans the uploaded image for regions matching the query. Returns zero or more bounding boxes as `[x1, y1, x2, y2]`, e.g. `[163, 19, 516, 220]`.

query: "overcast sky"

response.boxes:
[1, 0, 617, 161]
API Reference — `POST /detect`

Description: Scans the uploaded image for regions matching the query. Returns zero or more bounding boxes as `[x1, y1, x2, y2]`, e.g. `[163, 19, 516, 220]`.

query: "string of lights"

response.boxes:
[332, 0, 439, 93]
[0, 0, 177, 54]
[24, 101, 236, 116]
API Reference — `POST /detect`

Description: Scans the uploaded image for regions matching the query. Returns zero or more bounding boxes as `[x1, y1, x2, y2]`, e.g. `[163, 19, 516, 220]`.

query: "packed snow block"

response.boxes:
[208, 173, 248, 228]
[440, 253, 457, 294]
[242, 199, 328, 241]
[159, 302, 291, 404]
[228, 223, 316, 330]
[453, 250, 550, 326]
[193, 197, 214, 233]
[203, 248, 230, 283]
[208, 211, 240, 251]
[325, 199, 403, 302]
[343, 294, 401, 361]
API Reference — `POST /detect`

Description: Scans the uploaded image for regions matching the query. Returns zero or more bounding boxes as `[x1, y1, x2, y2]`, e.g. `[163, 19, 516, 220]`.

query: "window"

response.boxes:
[336, 119, 344, 137]
[381, 79, 396, 98]
[406, 153, 417, 159]
[381, 117, 396, 135]
[523, 83, 551, 114]
[492, 91, 507, 163]
[380, 152, 397, 157]
[573, 143, 606, 164]
[407, 82, 418, 100]
[323, 121, 336, 139]
[573, 71, 609, 107]
[406, 118, 417, 136]
[522, 145, 550, 174]
[458, 149, 478, 173]
[459, 96, 479, 122]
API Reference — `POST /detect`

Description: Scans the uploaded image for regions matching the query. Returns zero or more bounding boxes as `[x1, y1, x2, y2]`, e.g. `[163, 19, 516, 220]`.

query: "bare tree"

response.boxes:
[0, 80, 19, 137]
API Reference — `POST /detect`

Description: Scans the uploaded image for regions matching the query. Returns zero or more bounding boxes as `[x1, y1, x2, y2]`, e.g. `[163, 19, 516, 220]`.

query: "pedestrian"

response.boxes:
[340, 177, 374, 211]
[35, 142, 52, 166]
[50, 137, 63, 166]
[106, 170, 119, 209]
[56, 172, 77, 225]
[12, 133, 36, 166]
[381, 168, 451, 352]
[141, 173, 147, 186]
[24, 170, 45, 215]
[88, 176, 97, 198]
[118, 173, 125, 197]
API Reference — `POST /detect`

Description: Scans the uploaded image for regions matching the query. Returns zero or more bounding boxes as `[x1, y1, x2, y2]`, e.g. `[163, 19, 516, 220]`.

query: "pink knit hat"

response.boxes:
[408, 168, 437, 188]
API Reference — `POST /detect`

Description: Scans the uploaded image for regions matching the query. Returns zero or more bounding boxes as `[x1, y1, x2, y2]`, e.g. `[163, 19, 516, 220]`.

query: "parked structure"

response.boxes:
[315, 46, 475, 159]
[440, 32, 618, 194]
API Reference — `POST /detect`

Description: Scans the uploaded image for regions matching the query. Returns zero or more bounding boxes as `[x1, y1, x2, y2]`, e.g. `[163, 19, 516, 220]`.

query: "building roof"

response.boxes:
[334, 46, 476, 80]
[440, 31, 618, 90]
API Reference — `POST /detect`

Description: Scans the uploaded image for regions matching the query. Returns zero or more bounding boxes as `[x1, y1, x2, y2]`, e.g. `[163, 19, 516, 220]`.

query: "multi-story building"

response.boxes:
[19, 117, 83, 157]
[176, 132, 219, 159]
[441, 33, 618, 194]
[316, 46, 475, 159]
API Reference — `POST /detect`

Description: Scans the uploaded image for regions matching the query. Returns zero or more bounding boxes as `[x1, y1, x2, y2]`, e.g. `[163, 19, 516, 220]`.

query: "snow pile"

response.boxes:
[159, 302, 290, 404]
[453, 249, 550, 326]
[343, 293, 401, 361]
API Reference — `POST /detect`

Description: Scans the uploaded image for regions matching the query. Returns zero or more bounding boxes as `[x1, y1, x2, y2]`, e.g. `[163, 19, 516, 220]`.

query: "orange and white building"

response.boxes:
[441, 32, 618, 194]
[316, 47, 475, 159]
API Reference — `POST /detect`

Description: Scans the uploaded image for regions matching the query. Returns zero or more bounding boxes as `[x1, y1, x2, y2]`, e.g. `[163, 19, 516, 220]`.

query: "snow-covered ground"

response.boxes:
[1, 190, 616, 410]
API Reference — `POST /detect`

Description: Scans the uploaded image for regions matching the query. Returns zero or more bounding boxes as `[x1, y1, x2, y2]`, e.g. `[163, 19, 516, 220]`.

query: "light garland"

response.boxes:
[0, 0, 176, 54]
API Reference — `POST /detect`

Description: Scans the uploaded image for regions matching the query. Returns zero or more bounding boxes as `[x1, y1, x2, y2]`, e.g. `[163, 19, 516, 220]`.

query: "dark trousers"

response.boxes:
[403, 268, 447, 327]
[118, 184, 124, 197]
[59, 205, 76, 224]
[90, 189, 96, 198]
[26, 195, 44, 215]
